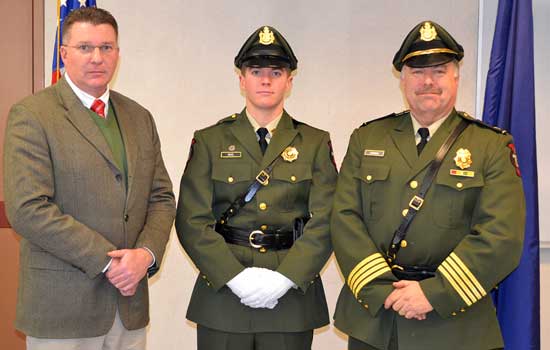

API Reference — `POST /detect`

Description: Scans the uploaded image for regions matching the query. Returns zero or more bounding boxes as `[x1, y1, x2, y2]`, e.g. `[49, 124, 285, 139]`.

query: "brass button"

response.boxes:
[366, 175, 373, 181]
[364, 304, 369, 309]
[259, 202, 267, 211]
[206, 282, 211, 287]
[260, 225, 268, 230]
[290, 175, 297, 182]
[228, 176, 234, 183]
[400, 240, 408, 248]
[456, 182, 463, 189]
[231, 114, 237, 119]
[410, 180, 418, 189]
[201, 275, 207, 279]
[259, 247, 267, 253]
[451, 312, 457, 316]
[402, 209, 409, 217]
[358, 299, 363, 303]
[460, 308, 465, 313]
[310, 280, 314, 284]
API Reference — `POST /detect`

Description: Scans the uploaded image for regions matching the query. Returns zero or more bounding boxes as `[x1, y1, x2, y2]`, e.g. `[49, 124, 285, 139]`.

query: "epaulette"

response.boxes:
[216, 113, 239, 125]
[457, 111, 508, 134]
[360, 110, 409, 127]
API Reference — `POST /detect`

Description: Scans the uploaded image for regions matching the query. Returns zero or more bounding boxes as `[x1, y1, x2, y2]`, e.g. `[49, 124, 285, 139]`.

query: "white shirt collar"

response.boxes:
[64, 73, 110, 117]
[410, 113, 449, 145]
[245, 109, 283, 143]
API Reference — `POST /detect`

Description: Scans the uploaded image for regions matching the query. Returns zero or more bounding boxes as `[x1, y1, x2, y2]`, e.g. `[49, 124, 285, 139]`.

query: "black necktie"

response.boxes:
[417, 128, 430, 155]
[257, 127, 269, 155]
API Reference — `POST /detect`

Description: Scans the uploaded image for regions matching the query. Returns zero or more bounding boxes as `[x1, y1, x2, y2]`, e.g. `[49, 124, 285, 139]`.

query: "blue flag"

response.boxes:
[51, 0, 97, 84]
[482, 0, 539, 349]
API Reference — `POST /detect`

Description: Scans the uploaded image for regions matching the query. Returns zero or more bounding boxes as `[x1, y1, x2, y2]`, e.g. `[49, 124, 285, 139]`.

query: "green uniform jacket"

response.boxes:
[331, 110, 525, 350]
[176, 110, 337, 332]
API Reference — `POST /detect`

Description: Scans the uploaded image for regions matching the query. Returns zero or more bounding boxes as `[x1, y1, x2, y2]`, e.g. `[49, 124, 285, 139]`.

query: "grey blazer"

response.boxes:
[3, 77, 176, 338]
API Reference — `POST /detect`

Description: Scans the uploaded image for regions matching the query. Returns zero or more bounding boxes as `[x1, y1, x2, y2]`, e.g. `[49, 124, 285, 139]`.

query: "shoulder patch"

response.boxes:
[457, 111, 508, 134]
[360, 110, 408, 128]
[507, 142, 521, 177]
[217, 113, 239, 125]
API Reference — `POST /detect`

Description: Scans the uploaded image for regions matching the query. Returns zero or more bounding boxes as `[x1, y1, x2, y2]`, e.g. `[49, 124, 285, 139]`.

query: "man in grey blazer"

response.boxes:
[3, 7, 176, 350]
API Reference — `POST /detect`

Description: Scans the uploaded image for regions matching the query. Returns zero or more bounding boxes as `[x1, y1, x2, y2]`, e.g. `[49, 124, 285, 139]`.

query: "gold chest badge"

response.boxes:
[454, 148, 472, 169]
[281, 146, 299, 162]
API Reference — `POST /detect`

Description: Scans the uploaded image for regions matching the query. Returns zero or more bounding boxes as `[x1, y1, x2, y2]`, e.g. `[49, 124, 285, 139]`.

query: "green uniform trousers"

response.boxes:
[197, 326, 313, 350]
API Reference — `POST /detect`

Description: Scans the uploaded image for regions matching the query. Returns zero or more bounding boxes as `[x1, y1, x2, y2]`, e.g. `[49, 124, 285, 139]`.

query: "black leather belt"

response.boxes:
[215, 223, 294, 251]
[391, 264, 436, 281]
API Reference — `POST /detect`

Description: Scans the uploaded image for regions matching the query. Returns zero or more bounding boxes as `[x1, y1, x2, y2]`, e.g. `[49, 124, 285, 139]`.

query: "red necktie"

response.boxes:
[91, 99, 106, 118]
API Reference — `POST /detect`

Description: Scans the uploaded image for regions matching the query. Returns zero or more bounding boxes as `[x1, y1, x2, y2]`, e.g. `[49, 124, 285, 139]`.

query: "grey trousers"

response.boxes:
[26, 310, 146, 350]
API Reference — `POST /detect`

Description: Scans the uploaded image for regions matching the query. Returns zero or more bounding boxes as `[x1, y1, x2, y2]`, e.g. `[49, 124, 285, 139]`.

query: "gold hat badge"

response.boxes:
[281, 146, 299, 162]
[454, 148, 472, 169]
[420, 22, 437, 41]
[259, 26, 275, 45]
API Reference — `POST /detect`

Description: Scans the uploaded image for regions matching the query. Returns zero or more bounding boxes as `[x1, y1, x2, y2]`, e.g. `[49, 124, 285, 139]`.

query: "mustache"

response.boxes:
[416, 88, 442, 95]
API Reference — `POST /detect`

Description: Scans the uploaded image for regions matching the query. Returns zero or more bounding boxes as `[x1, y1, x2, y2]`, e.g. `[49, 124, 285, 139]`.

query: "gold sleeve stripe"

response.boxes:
[440, 260, 476, 304]
[353, 265, 391, 298]
[445, 256, 483, 301]
[449, 253, 487, 297]
[350, 259, 388, 294]
[348, 256, 387, 290]
[438, 263, 473, 306]
[348, 253, 385, 286]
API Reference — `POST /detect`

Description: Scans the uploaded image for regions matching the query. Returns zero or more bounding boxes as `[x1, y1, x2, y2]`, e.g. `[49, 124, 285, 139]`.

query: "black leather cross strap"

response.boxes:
[387, 119, 469, 262]
[218, 156, 282, 226]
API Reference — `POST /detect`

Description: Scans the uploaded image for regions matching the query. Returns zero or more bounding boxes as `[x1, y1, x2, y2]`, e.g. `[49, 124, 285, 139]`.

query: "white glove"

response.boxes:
[226, 267, 267, 299]
[240, 270, 296, 309]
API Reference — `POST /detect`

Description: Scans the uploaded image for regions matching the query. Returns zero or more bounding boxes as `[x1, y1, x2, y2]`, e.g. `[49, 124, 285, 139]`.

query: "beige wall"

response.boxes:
[42, 0, 548, 349]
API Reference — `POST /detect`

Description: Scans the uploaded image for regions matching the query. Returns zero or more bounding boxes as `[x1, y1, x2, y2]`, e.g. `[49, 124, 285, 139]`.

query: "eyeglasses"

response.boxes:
[62, 44, 118, 55]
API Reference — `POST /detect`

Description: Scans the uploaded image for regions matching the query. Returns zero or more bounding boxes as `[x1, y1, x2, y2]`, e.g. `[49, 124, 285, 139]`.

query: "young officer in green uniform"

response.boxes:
[331, 21, 525, 350]
[176, 26, 337, 350]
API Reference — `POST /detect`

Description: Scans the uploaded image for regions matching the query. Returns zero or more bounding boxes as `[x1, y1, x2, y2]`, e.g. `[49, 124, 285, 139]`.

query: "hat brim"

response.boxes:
[404, 53, 457, 69]
[241, 56, 291, 69]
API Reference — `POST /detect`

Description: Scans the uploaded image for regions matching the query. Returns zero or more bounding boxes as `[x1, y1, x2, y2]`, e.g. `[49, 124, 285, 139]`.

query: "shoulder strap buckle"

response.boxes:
[256, 170, 270, 186]
[408, 195, 424, 211]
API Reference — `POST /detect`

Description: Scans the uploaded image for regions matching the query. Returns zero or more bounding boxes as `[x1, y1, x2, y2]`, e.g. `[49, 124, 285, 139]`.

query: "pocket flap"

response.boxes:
[355, 164, 391, 184]
[272, 163, 312, 183]
[211, 163, 253, 184]
[436, 172, 484, 191]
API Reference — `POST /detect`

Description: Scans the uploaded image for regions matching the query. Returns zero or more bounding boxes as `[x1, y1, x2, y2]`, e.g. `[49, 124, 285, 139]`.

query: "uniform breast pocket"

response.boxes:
[211, 162, 253, 205]
[353, 163, 390, 222]
[431, 175, 484, 229]
[271, 163, 312, 212]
